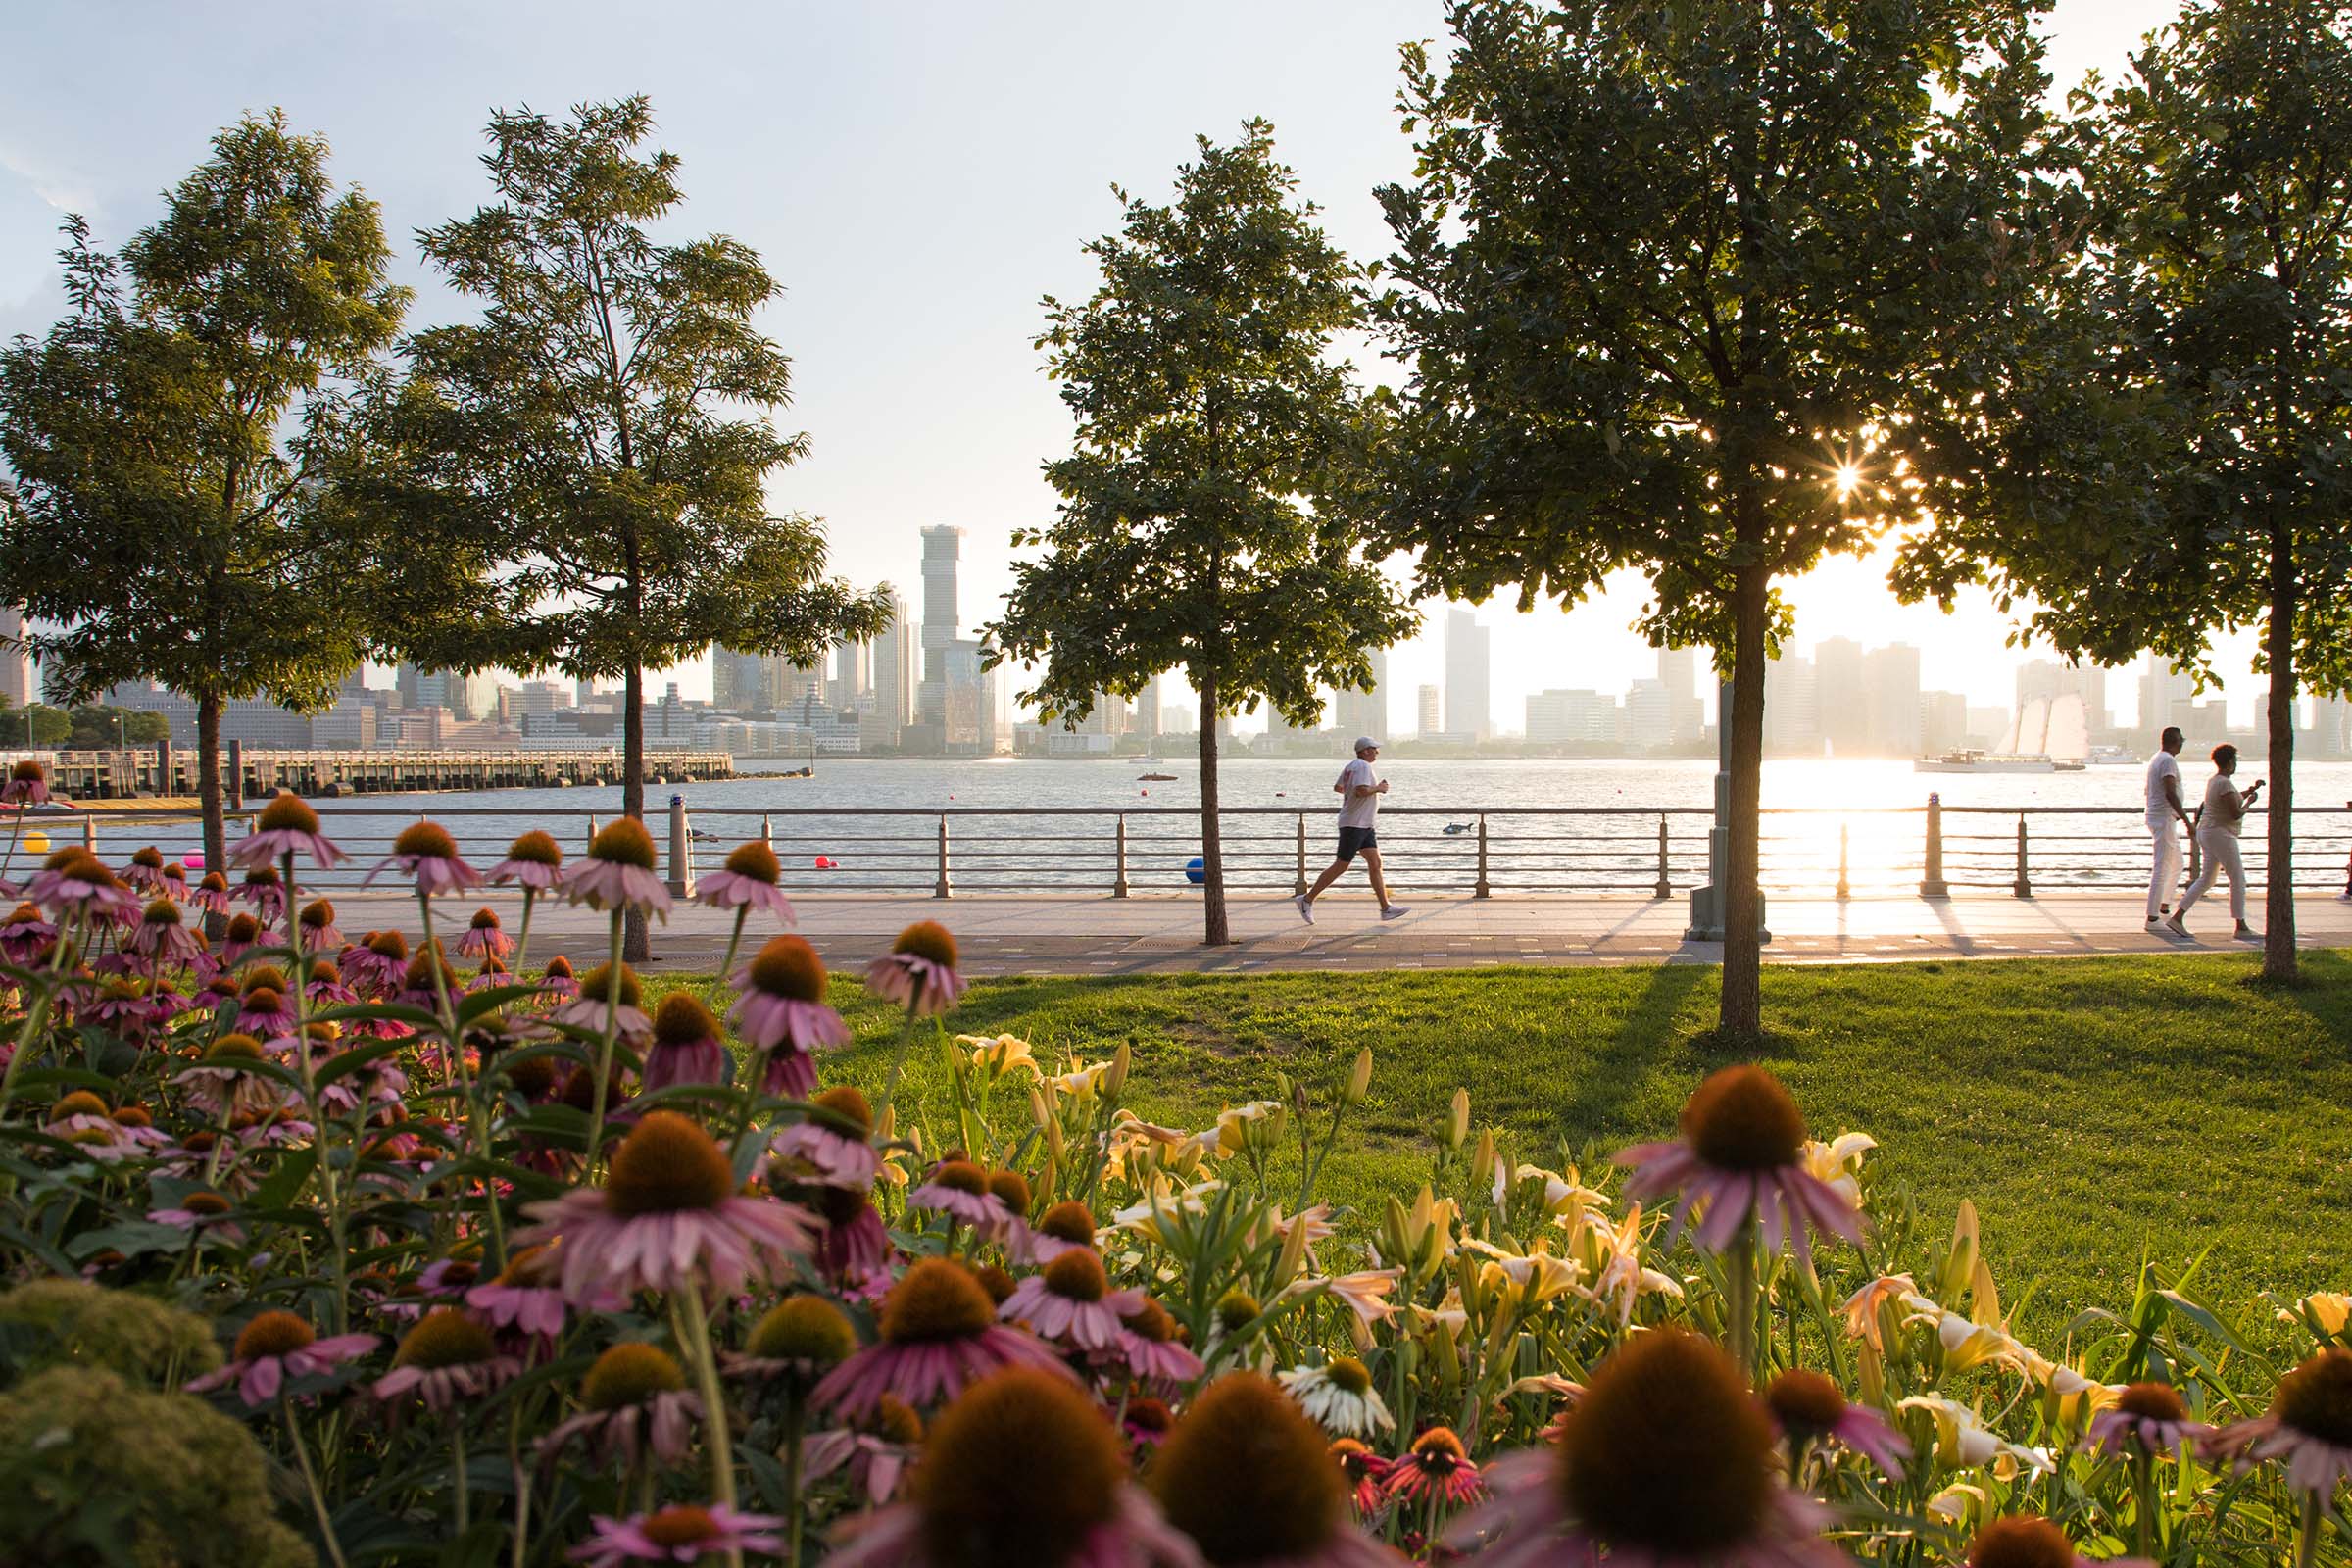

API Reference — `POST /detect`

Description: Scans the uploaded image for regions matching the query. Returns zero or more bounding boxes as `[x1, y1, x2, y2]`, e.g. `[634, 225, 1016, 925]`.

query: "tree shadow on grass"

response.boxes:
[1549, 961, 1709, 1144]
[2271, 948, 2352, 1049]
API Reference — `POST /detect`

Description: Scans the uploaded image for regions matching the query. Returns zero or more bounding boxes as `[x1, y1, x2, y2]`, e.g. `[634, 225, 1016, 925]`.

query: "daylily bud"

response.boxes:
[1940, 1200, 1980, 1301]
[1028, 1086, 1051, 1129]
[1274, 1070, 1295, 1105]
[1446, 1088, 1470, 1152]
[1346, 1307, 1375, 1353]
[1272, 1211, 1309, 1286]
[1344, 1047, 1373, 1105]
[1469, 1128, 1496, 1194]
[1035, 1152, 1059, 1201]
[1105, 1041, 1132, 1097]
[1044, 1115, 1066, 1162]
[1858, 1340, 1886, 1407]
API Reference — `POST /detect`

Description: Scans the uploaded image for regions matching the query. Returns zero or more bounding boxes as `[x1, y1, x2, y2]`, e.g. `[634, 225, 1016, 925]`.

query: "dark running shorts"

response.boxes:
[1336, 825, 1378, 861]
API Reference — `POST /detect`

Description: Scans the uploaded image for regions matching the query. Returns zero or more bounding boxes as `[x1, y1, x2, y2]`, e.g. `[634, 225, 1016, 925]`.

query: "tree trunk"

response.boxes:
[1198, 669, 1231, 946]
[1719, 565, 1770, 1036]
[196, 693, 226, 942]
[2265, 519, 2297, 981]
[621, 661, 649, 964]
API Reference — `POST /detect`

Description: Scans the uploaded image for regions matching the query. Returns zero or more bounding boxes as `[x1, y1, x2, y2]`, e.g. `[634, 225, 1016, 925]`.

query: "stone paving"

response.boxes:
[321, 887, 2352, 977]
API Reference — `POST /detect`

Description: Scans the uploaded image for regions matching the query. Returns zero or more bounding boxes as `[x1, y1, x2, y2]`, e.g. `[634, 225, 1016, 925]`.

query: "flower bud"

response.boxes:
[1446, 1088, 1470, 1152]
[1272, 1211, 1310, 1287]
[1105, 1041, 1132, 1097]
[1343, 1048, 1372, 1106]
[1469, 1128, 1496, 1194]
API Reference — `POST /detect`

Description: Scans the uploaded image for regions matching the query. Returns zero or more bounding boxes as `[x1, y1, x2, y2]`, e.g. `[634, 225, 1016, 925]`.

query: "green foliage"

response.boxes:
[0, 1365, 311, 1568]
[1370, 0, 2067, 1026]
[986, 121, 1416, 942]
[0, 1279, 220, 1387]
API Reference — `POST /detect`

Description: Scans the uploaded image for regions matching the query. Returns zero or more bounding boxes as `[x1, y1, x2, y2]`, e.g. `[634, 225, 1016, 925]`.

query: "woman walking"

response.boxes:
[2166, 743, 2262, 942]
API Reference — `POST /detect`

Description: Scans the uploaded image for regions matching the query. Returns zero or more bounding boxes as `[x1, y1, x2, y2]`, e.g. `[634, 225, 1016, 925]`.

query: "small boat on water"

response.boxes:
[1139, 772, 1177, 782]
[1915, 750, 2057, 774]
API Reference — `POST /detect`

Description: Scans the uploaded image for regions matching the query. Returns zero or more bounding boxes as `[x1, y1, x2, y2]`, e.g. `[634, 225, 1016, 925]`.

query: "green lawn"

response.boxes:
[660, 951, 2352, 1336]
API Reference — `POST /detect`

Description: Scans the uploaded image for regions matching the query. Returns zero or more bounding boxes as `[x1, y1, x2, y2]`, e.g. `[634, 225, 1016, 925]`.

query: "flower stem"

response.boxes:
[513, 888, 537, 975]
[282, 1399, 351, 1568]
[284, 852, 352, 1334]
[673, 1293, 744, 1568]
[584, 909, 624, 1176]
[876, 1000, 920, 1120]
[452, 1425, 469, 1535]
[2133, 1449, 2158, 1559]
[718, 906, 748, 991]
[1727, 1222, 1759, 1381]
[0, 910, 78, 1123]
[2294, 1489, 2322, 1568]
[782, 1396, 808, 1568]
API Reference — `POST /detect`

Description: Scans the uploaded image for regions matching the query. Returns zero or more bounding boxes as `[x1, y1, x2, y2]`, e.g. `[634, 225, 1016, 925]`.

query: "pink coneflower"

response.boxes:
[728, 934, 847, 1097]
[3, 760, 51, 807]
[815, 1258, 1075, 1419]
[186, 1309, 375, 1407]
[554, 959, 653, 1041]
[366, 820, 482, 897]
[517, 1110, 815, 1300]
[234, 982, 297, 1040]
[122, 845, 171, 893]
[561, 817, 671, 918]
[341, 930, 409, 996]
[28, 849, 139, 922]
[1332, 1439, 1393, 1516]
[1001, 1249, 1145, 1353]
[771, 1085, 882, 1189]
[695, 839, 796, 922]
[189, 871, 232, 915]
[1013, 1200, 1101, 1266]
[466, 1243, 604, 1339]
[1446, 1330, 1841, 1568]
[0, 900, 55, 965]
[1962, 1515, 2116, 1567]
[457, 906, 514, 961]
[149, 1188, 244, 1243]
[543, 1342, 703, 1468]
[1766, 1369, 1910, 1475]
[235, 866, 287, 924]
[304, 957, 358, 1007]
[373, 1308, 521, 1411]
[728, 1293, 859, 1394]
[539, 953, 580, 1002]
[909, 1159, 1019, 1240]
[296, 898, 341, 952]
[1149, 1370, 1402, 1567]
[864, 920, 967, 1015]
[805, 1400, 919, 1505]
[160, 861, 189, 900]
[489, 828, 565, 890]
[827, 1368, 1200, 1568]
[1110, 1297, 1205, 1392]
[125, 898, 203, 966]
[392, 949, 465, 1013]
[2206, 1348, 2352, 1500]
[1386, 1427, 1485, 1508]
[1617, 1065, 1862, 1264]
[641, 992, 727, 1092]
[774, 1175, 892, 1291]
[230, 792, 345, 870]
[571, 1504, 786, 1567]
[2087, 1381, 2211, 1459]
[46, 1092, 166, 1163]
[218, 912, 269, 967]
[173, 1034, 282, 1119]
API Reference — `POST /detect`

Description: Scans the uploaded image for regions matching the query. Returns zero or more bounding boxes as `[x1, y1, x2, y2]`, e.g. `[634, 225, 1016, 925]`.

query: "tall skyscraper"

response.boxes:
[710, 647, 773, 712]
[2137, 654, 2199, 736]
[1812, 637, 1866, 756]
[1333, 648, 1389, 743]
[0, 607, 32, 710]
[828, 641, 866, 711]
[868, 590, 914, 745]
[1861, 643, 1922, 757]
[1657, 646, 1707, 746]
[1445, 609, 1492, 740]
[1763, 654, 1819, 755]
[1417, 684, 1442, 739]
[1137, 673, 1163, 745]
[919, 525, 962, 726]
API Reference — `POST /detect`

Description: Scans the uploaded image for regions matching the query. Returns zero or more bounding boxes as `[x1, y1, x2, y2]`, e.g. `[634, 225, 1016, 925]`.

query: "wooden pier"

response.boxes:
[0, 747, 739, 802]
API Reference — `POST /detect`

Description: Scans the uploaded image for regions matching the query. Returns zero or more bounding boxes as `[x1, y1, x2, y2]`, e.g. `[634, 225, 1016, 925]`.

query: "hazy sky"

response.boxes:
[4, 0, 2239, 733]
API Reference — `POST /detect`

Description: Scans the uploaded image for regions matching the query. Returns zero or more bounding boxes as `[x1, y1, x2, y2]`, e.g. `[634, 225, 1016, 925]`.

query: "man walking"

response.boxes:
[1296, 736, 1407, 924]
[2144, 726, 2192, 926]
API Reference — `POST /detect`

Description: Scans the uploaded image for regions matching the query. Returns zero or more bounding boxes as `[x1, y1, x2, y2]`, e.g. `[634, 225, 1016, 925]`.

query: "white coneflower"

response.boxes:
[1280, 1355, 1395, 1438]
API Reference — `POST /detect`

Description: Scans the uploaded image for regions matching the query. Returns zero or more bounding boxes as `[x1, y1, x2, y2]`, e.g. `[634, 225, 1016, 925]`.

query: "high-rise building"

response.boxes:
[1332, 648, 1389, 744]
[868, 591, 914, 747]
[0, 607, 32, 710]
[1861, 642, 1922, 757]
[1137, 673, 1163, 745]
[1527, 689, 1620, 745]
[919, 525, 963, 727]
[1445, 609, 1492, 740]
[1416, 684, 1442, 739]
[1657, 646, 1706, 746]
[396, 662, 499, 722]
[1920, 691, 1971, 755]
[2313, 695, 2352, 760]
[2137, 654, 2200, 737]
[1763, 655, 1819, 755]
[710, 647, 775, 712]
[1624, 678, 1672, 752]
[1813, 637, 1865, 756]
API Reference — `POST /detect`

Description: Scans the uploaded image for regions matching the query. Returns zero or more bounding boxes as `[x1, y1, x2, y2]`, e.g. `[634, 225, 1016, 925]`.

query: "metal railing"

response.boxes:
[34, 795, 2352, 902]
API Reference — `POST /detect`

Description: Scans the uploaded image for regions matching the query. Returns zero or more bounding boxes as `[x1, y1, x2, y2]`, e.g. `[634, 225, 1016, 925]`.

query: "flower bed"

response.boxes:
[1, 777, 2348, 1565]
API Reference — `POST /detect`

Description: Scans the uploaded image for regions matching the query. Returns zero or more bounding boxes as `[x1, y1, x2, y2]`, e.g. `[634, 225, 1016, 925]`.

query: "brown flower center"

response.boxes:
[241, 987, 284, 1014]
[468, 906, 501, 931]
[929, 1159, 989, 1197]
[1559, 1329, 1774, 1555]
[142, 899, 181, 927]
[1411, 1426, 1469, 1471]
[652, 992, 720, 1047]
[746, 935, 827, 1002]
[393, 821, 460, 860]
[588, 817, 658, 871]
[301, 899, 335, 928]
[544, 955, 574, 979]
[494, 1244, 555, 1286]
[880, 1258, 998, 1344]
[747, 1295, 858, 1365]
[917, 1368, 1124, 1568]
[225, 914, 261, 943]
[242, 867, 280, 889]
[256, 792, 321, 834]
[987, 1168, 1031, 1216]
[876, 1394, 924, 1445]
[206, 1033, 265, 1064]
[1216, 1291, 1260, 1331]
[605, 1111, 736, 1215]
[1326, 1355, 1372, 1396]
[1153, 1370, 1341, 1564]
[200, 873, 229, 894]
[2116, 1381, 2187, 1424]
[1766, 1368, 1848, 1436]
[1042, 1250, 1108, 1303]
[9, 760, 42, 783]
[394, 1308, 496, 1369]
[241, 965, 288, 995]
[233, 1309, 315, 1361]
[811, 1084, 872, 1135]
[578, 961, 643, 1007]
[183, 1191, 231, 1215]
[1680, 1064, 1807, 1171]
[52, 1090, 109, 1119]
[2275, 1348, 2352, 1447]
[1127, 1396, 1173, 1437]
[723, 840, 781, 883]
[1122, 1298, 1177, 1344]
[1039, 1201, 1096, 1246]
[1968, 1515, 2076, 1568]
[131, 845, 165, 868]
[639, 1506, 720, 1548]
[367, 931, 409, 960]
[893, 919, 958, 967]
[506, 829, 563, 867]
[581, 1342, 685, 1409]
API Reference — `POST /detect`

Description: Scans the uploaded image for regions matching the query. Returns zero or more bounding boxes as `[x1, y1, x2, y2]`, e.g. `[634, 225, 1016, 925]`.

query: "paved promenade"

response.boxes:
[321, 888, 2352, 976]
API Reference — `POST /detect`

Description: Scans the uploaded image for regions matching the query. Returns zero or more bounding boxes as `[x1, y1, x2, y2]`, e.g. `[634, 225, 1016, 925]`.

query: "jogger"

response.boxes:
[1296, 736, 1408, 925]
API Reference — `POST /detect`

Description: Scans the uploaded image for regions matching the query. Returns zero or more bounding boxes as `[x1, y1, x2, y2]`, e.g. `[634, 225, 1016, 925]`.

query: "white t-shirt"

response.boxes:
[2144, 752, 2181, 826]
[2200, 772, 2245, 838]
[1337, 758, 1379, 829]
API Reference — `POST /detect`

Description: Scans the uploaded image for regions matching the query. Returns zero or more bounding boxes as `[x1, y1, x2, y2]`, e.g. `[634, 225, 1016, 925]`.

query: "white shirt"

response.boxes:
[2200, 772, 2245, 838]
[2144, 752, 2182, 827]
[1337, 758, 1379, 829]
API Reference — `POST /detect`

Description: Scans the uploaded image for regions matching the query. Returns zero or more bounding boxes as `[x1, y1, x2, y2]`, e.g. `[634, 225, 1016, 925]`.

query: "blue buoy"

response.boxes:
[1185, 856, 1205, 886]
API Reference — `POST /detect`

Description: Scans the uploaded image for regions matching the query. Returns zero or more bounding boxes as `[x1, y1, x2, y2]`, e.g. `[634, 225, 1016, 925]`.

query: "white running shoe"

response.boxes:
[2234, 922, 2258, 941]
[1294, 894, 1314, 925]
[2163, 914, 2189, 937]
[1380, 904, 1409, 921]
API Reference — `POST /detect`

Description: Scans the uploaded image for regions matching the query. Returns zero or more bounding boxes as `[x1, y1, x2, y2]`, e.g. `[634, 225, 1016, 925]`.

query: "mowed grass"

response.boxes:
[655, 951, 2352, 1335]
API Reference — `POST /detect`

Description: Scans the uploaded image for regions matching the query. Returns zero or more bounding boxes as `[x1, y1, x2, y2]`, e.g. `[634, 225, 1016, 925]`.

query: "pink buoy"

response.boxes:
[184, 850, 206, 870]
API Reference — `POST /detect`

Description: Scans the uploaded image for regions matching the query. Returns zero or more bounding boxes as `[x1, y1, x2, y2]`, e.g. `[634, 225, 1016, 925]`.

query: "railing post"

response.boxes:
[1293, 814, 1308, 897]
[1837, 821, 1851, 902]
[666, 794, 694, 899]
[2012, 813, 2032, 898]
[1919, 793, 1949, 899]
[1653, 813, 1671, 898]
[81, 814, 97, 855]
[1475, 813, 1492, 899]
[1114, 815, 1131, 899]
[585, 814, 599, 854]
[760, 813, 772, 845]
[934, 813, 952, 899]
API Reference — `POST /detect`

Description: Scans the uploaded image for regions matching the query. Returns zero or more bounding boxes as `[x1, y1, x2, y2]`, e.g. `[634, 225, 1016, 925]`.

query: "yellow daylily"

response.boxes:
[1216, 1099, 1289, 1156]
[1800, 1131, 1878, 1205]
[1463, 1237, 1584, 1305]
[1897, 1395, 2054, 1480]
[1049, 1058, 1111, 1102]
[1839, 1273, 1920, 1351]
[956, 1032, 1040, 1081]
[2283, 1291, 2352, 1340]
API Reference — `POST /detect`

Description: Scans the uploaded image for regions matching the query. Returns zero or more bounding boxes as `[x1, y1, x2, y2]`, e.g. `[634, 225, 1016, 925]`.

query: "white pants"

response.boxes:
[2146, 820, 2183, 920]
[2178, 829, 2245, 922]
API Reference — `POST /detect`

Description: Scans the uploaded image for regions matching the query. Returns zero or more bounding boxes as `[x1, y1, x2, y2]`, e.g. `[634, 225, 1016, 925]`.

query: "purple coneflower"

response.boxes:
[1386, 1427, 1485, 1509]
[572, 1504, 787, 1567]
[490, 828, 565, 889]
[305, 957, 358, 1007]
[1617, 1064, 1862, 1264]
[218, 912, 270, 967]
[339, 930, 409, 996]
[372, 1308, 520, 1411]
[229, 791, 344, 870]
[0, 900, 55, 965]
[457, 906, 514, 961]
[173, 1033, 281, 1119]
[235, 866, 286, 924]
[728, 1293, 859, 1395]
[393, 949, 466, 1015]
[367, 820, 481, 897]
[562, 817, 671, 917]
[815, 1257, 1074, 1419]
[297, 898, 341, 952]
[1015, 1199, 1101, 1266]
[189, 871, 232, 915]
[517, 1110, 815, 1300]
[466, 1242, 601, 1339]
[543, 1342, 703, 1468]
[234, 976, 298, 1039]
[122, 845, 172, 893]
[2206, 1348, 2352, 1501]
[696, 839, 796, 922]
[909, 1158, 1019, 1240]
[773, 1172, 893, 1291]
[827, 1368, 1201, 1568]
[804, 1398, 920, 1504]
[186, 1309, 375, 1407]
[126, 898, 204, 967]
[539, 953, 580, 1001]
[1766, 1368, 1910, 1475]
[641, 992, 727, 1092]
[864, 919, 967, 1015]
[771, 1085, 882, 1189]
[554, 958, 653, 1040]
[150, 1188, 244, 1243]
[1962, 1515, 2120, 1567]
[1446, 1329, 1840, 1568]
[2087, 1381, 2211, 1458]
[728, 934, 847, 1096]
[1150, 1370, 1404, 1567]
[1001, 1249, 1145, 1353]
[1332, 1439, 1393, 1517]
[2, 759, 51, 807]
[1111, 1296, 1205, 1392]
[28, 848, 139, 923]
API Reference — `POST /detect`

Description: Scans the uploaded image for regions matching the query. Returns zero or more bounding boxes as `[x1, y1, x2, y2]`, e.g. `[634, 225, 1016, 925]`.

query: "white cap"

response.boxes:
[1352, 735, 1379, 754]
